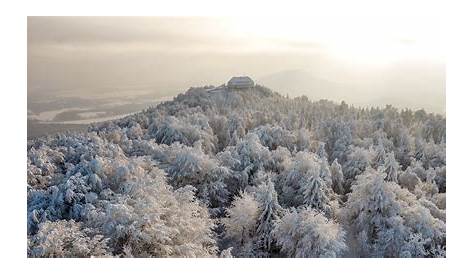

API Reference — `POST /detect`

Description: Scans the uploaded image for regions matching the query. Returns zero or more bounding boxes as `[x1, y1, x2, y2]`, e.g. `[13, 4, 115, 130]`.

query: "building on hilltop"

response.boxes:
[227, 76, 255, 89]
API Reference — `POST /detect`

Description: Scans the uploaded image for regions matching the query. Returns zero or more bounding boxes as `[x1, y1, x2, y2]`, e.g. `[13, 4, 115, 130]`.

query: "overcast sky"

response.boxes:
[28, 16, 445, 113]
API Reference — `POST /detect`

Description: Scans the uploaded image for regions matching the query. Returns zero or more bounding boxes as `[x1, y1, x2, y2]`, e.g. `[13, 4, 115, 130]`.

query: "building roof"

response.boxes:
[228, 76, 254, 88]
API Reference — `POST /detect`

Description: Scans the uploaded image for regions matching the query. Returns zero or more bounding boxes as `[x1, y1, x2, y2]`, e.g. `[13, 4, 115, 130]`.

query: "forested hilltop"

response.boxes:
[27, 84, 446, 258]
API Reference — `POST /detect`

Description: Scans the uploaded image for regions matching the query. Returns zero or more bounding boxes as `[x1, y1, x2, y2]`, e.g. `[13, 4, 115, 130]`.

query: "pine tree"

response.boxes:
[255, 179, 283, 255]
[330, 159, 345, 195]
[342, 168, 445, 257]
[273, 207, 346, 257]
[384, 152, 400, 183]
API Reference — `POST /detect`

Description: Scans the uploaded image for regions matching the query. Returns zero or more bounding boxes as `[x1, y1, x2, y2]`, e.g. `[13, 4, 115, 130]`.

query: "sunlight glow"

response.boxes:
[226, 16, 443, 66]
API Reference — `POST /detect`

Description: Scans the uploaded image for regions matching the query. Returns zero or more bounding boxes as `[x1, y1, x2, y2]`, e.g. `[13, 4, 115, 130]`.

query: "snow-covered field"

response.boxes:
[28, 107, 88, 121]
[26, 95, 174, 139]
[47, 112, 138, 125]
[77, 111, 108, 119]
[27, 85, 446, 258]
[28, 95, 174, 131]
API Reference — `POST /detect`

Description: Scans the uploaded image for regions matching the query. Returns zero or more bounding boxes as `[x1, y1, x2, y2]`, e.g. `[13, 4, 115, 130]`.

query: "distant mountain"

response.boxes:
[258, 66, 445, 114]
[257, 69, 346, 100]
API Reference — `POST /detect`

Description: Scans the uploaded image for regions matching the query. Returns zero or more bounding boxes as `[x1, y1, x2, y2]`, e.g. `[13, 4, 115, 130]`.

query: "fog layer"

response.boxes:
[28, 17, 445, 113]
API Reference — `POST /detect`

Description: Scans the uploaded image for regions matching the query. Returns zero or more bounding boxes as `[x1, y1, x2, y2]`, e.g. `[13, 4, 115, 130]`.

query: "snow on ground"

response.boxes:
[77, 111, 108, 119]
[28, 107, 88, 121]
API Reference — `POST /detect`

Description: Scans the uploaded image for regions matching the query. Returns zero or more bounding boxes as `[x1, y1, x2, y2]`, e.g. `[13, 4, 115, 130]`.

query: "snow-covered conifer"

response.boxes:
[330, 159, 345, 195]
[254, 179, 283, 255]
[342, 168, 445, 257]
[273, 207, 346, 257]
[384, 152, 400, 183]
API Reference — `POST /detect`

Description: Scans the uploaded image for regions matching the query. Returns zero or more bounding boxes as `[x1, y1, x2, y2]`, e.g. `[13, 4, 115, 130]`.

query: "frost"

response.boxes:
[273, 207, 346, 257]
[27, 84, 445, 258]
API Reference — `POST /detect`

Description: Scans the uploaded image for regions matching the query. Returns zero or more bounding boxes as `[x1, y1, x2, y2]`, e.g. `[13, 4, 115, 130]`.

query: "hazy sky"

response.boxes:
[28, 16, 445, 113]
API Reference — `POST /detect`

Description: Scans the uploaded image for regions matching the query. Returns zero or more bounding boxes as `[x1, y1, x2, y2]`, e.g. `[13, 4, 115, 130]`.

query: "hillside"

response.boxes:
[27, 84, 446, 258]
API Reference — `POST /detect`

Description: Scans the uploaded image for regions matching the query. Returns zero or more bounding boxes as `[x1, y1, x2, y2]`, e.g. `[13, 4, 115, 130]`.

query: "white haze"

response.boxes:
[28, 16, 445, 114]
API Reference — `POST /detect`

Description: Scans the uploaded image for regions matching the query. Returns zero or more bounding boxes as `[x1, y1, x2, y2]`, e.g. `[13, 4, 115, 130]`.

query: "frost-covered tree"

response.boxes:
[341, 168, 445, 257]
[152, 115, 217, 153]
[219, 247, 234, 258]
[296, 128, 315, 152]
[426, 167, 436, 184]
[393, 126, 413, 169]
[222, 191, 261, 256]
[270, 146, 292, 173]
[153, 142, 231, 207]
[217, 133, 272, 191]
[316, 142, 328, 159]
[322, 119, 353, 164]
[343, 146, 373, 183]
[222, 175, 283, 257]
[414, 136, 425, 161]
[384, 152, 400, 183]
[281, 151, 334, 214]
[410, 159, 428, 182]
[28, 155, 218, 257]
[372, 143, 386, 168]
[251, 125, 296, 151]
[27, 82, 446, 258]
[28, 220, 109, 258]
[301, 159, 333, 215]
[398, 166, 422, 191]
[330, 159, 345, 195]
[435, 166, 446, 193]
[273, 207, 347, 257]
[86, 171, 218, 257]
[421, 141, 446, 170]
[254, 179, 283, 255]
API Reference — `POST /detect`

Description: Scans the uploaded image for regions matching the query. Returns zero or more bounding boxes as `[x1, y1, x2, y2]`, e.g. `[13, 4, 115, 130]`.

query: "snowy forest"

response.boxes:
[27, 84, 446, 258]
